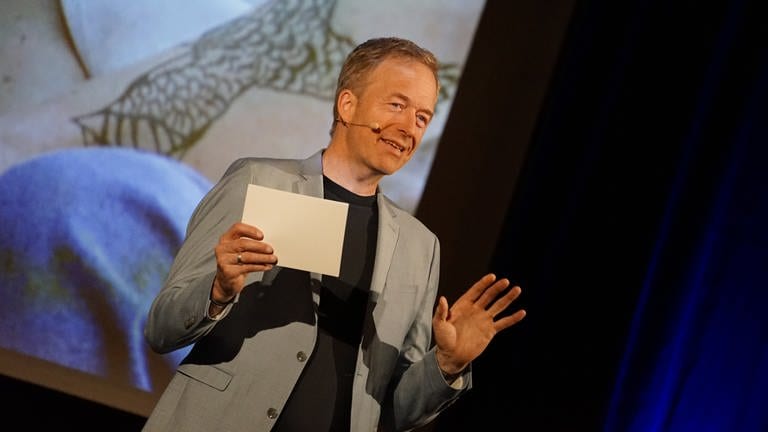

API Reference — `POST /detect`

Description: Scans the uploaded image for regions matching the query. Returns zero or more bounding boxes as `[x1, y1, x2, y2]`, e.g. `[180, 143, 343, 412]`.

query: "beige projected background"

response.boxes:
[0, 0, 485, 416]
[1, 0, 484, 212]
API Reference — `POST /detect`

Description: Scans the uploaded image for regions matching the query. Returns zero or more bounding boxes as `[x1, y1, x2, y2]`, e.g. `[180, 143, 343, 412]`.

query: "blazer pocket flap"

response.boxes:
[177, 363, 233, 391]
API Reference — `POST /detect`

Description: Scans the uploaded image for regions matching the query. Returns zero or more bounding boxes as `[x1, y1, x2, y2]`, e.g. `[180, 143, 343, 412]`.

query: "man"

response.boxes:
[143, 37, 526, 432]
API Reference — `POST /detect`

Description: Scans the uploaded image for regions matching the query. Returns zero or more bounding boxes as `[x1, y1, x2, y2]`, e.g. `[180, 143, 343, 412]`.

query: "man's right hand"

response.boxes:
[211, 222, 278, 303]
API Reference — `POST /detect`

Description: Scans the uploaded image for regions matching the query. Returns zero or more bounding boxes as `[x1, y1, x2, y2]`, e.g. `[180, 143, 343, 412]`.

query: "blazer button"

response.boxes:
[267, 408, 278, 419]
[296, 351, 307, 362]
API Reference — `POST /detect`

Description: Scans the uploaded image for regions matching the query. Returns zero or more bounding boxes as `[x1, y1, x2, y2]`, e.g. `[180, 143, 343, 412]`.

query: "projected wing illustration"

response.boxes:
[73, 0, 458, 158]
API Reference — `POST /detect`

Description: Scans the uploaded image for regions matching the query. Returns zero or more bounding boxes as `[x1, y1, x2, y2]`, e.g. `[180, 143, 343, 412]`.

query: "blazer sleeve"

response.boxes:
[144, 159, 256, 353]
[382, 236, 473, 431]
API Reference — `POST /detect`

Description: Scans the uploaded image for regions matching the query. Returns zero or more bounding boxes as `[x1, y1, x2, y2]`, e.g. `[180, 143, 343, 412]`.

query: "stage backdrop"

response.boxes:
[0, 0, 485, 416]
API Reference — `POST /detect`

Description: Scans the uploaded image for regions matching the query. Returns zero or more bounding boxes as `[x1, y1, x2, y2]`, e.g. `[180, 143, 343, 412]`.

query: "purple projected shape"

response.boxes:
[0, 147, 212, 393]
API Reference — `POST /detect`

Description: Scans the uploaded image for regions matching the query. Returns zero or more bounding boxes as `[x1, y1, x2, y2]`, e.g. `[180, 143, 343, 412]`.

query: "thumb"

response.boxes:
[435, 296, 449, 322]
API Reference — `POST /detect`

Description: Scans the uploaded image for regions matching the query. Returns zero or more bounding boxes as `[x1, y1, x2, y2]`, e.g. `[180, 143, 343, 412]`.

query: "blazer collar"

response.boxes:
[370, 194, 399, 296]
[295, 149, 324, 197]
[295, 148, 400, 296]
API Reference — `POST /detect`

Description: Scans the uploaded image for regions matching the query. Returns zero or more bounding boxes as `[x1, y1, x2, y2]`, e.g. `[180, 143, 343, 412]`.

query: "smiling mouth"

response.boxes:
[382, 138, 406, 153]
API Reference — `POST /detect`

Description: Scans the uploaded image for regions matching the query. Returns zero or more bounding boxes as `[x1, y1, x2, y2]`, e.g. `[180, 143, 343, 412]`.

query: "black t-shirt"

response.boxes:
[272, 176, 378, 431]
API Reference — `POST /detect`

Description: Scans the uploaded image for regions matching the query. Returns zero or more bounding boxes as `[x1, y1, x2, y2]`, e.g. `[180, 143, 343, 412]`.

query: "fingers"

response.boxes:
[232, 237, 277, 269]
[493, 309, 527, 332]
[474, 278, 511, 309]
[221, 222, 265, 242]
[233, 236, 276, 257]
[213, 223, 277, 299]
[464, 273, 498, 302]
[214, 223, 278, 295]
[215, 250, 276, 295]
[486, 285, 522, 317]
[217, 222, 277, 267]
[216, 238, 277, 265]
[235, 250, 278, 268]
[466, 274, 522, 316]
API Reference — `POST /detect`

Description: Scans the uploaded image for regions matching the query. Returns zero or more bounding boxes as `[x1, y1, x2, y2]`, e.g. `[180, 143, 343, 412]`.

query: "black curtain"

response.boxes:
[434, 0, 768, 430]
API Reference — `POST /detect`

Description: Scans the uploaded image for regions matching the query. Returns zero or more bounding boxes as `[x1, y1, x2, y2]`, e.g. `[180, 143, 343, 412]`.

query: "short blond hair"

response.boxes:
[330, 37, 439, 135]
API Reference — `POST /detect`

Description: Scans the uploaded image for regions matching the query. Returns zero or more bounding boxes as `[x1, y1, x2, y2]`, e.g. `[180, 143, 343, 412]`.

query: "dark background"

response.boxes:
[5, 0, 767, 430]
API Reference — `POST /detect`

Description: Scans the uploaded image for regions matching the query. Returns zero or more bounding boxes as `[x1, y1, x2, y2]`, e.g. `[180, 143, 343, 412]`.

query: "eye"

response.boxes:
[416, 114, 430, 127]
[390, 102, 405, 111]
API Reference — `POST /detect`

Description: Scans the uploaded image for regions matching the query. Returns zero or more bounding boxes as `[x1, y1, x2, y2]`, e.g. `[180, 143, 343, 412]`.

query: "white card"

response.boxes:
[241, 184, 348, 276]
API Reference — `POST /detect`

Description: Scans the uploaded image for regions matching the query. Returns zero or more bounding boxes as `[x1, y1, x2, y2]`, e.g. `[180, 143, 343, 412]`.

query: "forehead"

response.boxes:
[360, 57, 438, 108]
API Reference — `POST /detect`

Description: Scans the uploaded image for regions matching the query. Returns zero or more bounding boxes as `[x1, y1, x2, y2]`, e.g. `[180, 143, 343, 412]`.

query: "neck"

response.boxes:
[322, 143, 381, 196]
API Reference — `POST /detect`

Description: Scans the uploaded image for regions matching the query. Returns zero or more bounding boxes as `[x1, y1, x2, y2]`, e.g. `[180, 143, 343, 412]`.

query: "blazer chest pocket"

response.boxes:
[177, 363, 233, 391]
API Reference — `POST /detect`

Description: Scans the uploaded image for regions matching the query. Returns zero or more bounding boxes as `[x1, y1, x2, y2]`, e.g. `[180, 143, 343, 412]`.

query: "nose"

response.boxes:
[397, 109, 419, 139]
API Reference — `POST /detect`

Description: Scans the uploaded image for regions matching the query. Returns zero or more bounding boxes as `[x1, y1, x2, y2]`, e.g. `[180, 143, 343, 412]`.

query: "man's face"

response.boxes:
[339, 57, 438, 176]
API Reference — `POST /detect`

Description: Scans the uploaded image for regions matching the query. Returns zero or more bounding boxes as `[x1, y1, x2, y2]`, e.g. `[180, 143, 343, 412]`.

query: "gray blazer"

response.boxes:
[143, 150, 470, 431]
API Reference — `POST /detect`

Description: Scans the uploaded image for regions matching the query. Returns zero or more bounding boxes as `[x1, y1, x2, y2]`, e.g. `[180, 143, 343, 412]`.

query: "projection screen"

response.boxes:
[0, 0, 486, 416]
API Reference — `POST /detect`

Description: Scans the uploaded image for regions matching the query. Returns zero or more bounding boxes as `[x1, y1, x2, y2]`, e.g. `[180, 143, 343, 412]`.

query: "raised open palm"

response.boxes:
[433, 273, 527, 374]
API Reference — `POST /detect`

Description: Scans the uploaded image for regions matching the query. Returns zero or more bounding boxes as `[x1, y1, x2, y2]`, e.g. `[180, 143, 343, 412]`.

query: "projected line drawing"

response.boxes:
[73, 0, 459, 158]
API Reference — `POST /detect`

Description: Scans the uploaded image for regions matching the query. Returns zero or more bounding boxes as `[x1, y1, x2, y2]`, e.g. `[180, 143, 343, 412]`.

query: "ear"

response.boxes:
[337, 89, 357, 123]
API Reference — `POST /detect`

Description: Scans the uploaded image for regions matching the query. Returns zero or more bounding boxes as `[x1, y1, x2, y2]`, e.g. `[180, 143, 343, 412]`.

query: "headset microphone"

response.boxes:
[335, 118, 381, 134]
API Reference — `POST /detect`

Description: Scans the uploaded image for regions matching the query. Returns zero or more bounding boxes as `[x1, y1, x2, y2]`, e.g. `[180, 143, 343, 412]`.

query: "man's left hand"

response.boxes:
[432, 273, 526, 375]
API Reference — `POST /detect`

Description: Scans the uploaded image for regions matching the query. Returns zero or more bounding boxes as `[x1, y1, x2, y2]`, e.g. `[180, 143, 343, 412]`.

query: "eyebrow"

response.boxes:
[391, 92, 434, 118]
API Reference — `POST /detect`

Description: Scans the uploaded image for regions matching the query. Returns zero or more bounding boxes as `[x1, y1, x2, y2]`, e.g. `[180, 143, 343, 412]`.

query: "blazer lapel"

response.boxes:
[294, 149, 324, 197]
[295, 149, 325, 300]
[294, 149, 401, 301]
[370, 195, 399, 297]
